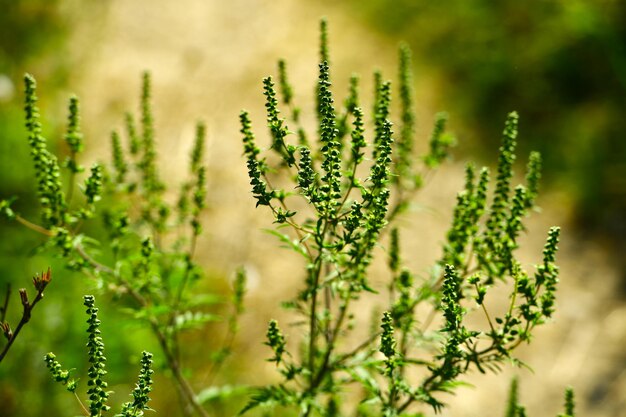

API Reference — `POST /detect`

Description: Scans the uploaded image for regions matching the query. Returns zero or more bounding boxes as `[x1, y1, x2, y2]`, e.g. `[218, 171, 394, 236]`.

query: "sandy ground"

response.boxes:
[49, 0, 626, 415]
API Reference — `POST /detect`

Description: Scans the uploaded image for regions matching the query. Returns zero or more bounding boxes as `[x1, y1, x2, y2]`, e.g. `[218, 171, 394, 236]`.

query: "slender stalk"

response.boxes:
[66, 161, 77, 205]
[15, 215, 53, 236]
[73, 392, 90, 417]
[149, 318, 210, 417]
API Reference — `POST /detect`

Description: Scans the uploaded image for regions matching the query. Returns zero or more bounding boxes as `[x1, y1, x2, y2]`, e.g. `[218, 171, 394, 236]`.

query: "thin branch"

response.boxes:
[0, 268, 52, 364]
[15, 215, 53, 237]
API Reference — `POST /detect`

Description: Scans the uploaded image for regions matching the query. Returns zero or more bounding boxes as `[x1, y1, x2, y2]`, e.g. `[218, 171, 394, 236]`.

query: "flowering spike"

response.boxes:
[191, 166, 207, 236]
[266, 319, 286, 365]
[44, 352, 78, 393]
[84, 164, 103, 205]
[241, 111, 273, 207]
[24, 74, 67, 227]
[111, 130, 128, 184]
[277, 59, 293, 106]
[319, 18, 329, 65]
[139, 71, 163, 194]
[119, 351, 154, 417]
[396, 43, 416, 180]
[425, 112, 455, 168]
[263, 77, 294, 166]
[318, 61, 342, 215]
[561, 387, 575, 417]
[191, 121, 206, 174]
[84, 295, 111, 414]
[373, 80, 391, 158]
[524, 151, 542, 208]
[64, 95, 84, 174]
[487, 111, 518, 233]
[125, 112, 140, 155]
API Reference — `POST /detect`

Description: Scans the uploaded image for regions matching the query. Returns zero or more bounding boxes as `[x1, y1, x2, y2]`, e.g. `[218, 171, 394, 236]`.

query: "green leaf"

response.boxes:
[173, 311, 220, 332]
[264, 229, 309, 257]
[196, 384, 250, 404]
[187, 293, 223, 308]
[122, 304, 173, 320]
[238, 385, 297, 415]
[346, 366, 381, 397]
[0, 198, 16, 220]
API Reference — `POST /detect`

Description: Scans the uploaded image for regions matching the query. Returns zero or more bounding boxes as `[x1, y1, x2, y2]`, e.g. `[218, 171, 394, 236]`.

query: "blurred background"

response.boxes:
[0, 0, 624, 416]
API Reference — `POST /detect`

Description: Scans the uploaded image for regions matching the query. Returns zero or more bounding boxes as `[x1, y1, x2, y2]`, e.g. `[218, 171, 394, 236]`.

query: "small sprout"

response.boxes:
[1, 322, 12, 341]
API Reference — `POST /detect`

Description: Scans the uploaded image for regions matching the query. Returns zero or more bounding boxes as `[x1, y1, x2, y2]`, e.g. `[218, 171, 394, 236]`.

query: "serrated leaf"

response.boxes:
[346, 366, 381, 397]
[264, 229, 308, 257]
[238, 385, 297, 415]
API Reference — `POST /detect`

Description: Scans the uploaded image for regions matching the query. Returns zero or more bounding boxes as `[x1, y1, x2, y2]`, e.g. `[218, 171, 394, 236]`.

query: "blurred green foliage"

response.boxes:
[342, 0, 626, 250]
[0, 0, 67, 74]
[0, 6, 242, 417]
[0, 2, 97, 416]
[0, 0, 68, 192]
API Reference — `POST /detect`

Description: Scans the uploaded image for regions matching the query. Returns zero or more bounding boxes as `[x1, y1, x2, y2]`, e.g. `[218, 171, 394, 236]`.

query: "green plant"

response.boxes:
[240, 19, 562, 416]
[45, 295, 154, 417]
[0, 267, 51, 363]
[0, 13, 580, 417]
[0, 73, 246, 417]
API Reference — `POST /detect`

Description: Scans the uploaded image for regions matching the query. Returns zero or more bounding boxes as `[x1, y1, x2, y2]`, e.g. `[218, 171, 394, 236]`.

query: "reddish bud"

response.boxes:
[0, 322, 12, 341]
[19, 289, 32, 322]
[33, 267, 52, 292]
[19, 288, 28, 307]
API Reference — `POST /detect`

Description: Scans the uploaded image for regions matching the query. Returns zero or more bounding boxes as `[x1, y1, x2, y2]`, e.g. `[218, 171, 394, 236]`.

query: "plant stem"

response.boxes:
[74, 392, 90, 417]
[0, 286, 46, 363]
[15, 215, 53, 237]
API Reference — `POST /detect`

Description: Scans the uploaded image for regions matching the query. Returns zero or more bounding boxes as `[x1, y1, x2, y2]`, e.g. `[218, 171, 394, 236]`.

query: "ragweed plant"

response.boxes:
[241, 19, 562, 416]
[45, 295, 154, 417]
[0, 73, 247, 417]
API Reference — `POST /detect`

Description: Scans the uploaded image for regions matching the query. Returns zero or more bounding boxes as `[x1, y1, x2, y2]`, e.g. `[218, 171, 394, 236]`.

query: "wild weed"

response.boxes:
[240, 19, 563, 417]
[1, 72, 245, 417]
